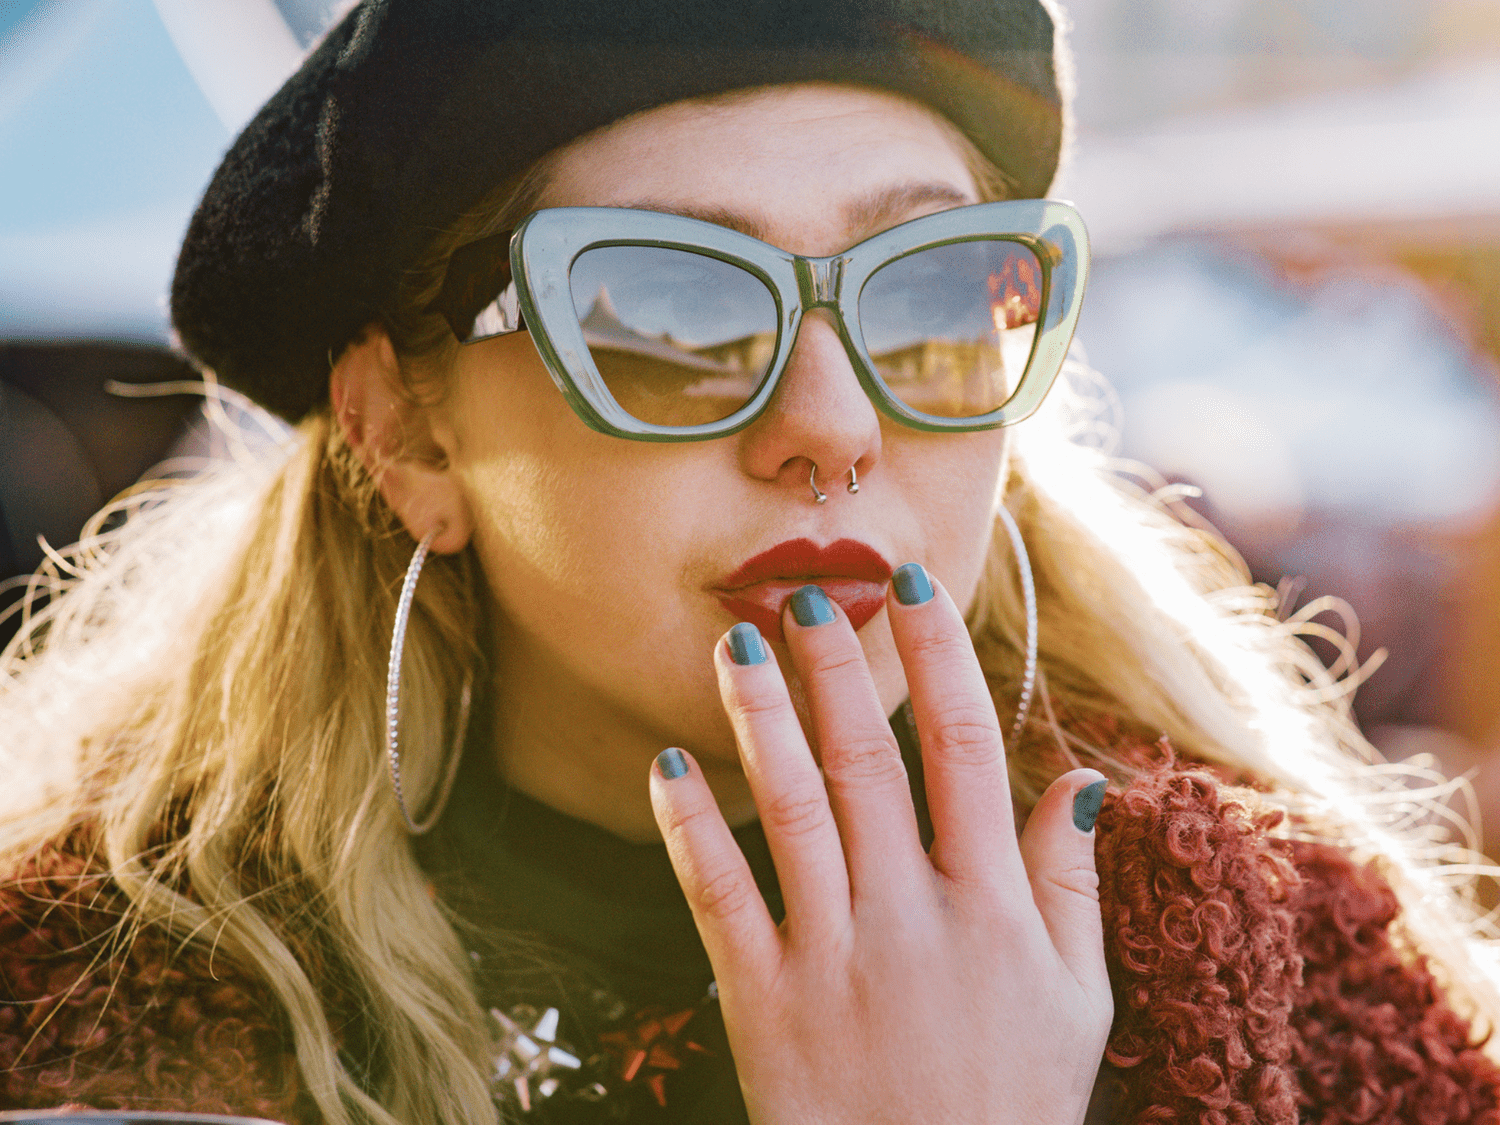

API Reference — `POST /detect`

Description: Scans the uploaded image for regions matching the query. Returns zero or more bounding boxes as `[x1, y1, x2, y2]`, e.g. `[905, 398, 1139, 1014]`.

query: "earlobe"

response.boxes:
[329, 325, 474, 554]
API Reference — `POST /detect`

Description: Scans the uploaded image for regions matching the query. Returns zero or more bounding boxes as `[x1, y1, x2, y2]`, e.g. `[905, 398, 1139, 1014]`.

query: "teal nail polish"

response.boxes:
[892, 562, 934, 606]
[1072, 779, 1107, 832]
[790, 584, 836, 627]
[656, 747, 689, 780]
[727, 622, 768, 665]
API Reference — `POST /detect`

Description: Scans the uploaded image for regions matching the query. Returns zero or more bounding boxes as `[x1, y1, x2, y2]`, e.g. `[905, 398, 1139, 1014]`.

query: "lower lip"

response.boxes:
[714, 578, 888, 644]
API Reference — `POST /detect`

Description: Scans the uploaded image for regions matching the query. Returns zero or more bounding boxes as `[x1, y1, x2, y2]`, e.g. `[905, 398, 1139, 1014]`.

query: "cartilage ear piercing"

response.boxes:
[847, 466, 860, 494]
[810, 463, 828, 504]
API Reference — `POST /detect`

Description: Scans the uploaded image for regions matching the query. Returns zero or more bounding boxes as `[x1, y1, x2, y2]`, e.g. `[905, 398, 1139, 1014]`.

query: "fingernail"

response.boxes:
[656, 747, 689, 780]
[727, 622, 767, 665]
[892, 562, 934, 606]
[1072, 779, 1107, 832]
[789, 584, 836, 627]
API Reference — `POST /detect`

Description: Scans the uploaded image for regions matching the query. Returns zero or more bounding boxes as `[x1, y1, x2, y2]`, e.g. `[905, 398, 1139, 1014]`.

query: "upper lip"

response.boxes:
[716, 538, 894, 590]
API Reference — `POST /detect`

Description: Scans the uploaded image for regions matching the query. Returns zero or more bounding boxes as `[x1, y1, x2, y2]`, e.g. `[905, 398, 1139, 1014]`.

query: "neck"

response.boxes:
[489, 636, 756, 844]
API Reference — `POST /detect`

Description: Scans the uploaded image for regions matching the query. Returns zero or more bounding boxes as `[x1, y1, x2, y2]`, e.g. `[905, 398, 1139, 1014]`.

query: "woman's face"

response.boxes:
[434, 84, 1009, 819]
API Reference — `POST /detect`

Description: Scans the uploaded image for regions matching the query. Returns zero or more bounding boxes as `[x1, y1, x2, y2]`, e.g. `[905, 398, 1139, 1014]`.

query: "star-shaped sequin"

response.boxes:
[489, 1004, 592, 1111]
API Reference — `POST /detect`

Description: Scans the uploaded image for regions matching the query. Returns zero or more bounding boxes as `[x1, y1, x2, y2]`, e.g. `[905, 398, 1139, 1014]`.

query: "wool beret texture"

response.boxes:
[171, 0, 1069, 422]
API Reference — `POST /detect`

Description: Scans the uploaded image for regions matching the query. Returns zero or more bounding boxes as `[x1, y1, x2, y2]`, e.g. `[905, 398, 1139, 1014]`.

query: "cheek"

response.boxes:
[858, 428, 1007, 714]
[892, 428, 1007, 604]
[448, 342, 678, 610]
[953, 440, 1010, 607]
[446, 343, 583, 573]
[442, 341, 733, 720]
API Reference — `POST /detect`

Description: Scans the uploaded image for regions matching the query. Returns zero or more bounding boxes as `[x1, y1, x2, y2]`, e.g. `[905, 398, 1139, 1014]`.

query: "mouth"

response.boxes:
[712, 538, 894, 644]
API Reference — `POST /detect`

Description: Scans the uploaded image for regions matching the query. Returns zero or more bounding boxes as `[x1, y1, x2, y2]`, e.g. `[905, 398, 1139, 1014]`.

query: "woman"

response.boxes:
[3, 2, 1499, 1123]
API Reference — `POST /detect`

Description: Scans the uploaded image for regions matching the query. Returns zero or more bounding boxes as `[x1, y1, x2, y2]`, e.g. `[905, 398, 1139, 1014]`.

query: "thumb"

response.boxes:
[1018, 769, 1109, 984]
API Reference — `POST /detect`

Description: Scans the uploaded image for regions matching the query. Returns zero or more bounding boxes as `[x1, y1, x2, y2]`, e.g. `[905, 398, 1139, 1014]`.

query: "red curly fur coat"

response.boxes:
[4, 763, 1499, 1124]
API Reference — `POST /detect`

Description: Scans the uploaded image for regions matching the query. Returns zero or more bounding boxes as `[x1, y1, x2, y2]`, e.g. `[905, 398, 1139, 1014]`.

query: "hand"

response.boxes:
[649, 566, 1113, 1125]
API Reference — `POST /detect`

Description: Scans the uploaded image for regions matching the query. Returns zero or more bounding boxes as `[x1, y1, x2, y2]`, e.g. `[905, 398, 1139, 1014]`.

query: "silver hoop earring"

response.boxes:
[809, 463, 828, 504]
[386, 529, 473, 835]
[847, 466, 860, 495]
[996, 505, 1037, 743]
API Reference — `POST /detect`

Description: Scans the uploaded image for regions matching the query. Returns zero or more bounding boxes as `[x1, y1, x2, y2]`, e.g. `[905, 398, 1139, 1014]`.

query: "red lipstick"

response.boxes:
[713, 538, 894, 643]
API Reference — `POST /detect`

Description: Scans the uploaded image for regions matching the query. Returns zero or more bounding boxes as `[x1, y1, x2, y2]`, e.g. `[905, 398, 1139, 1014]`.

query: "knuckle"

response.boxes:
[658, 797, 720, 842]
[1038, 862, 1102, 903]
[731, 689, 790, 726]
[802, 646, 868, 682]
[760, 788, 830, 841]
[927, 709, 1003, 767]
[824, 733, 906, 787]
[904, 626, 972, 666]
[695, 867, 757, 923]
[945, 886, 1031, 943]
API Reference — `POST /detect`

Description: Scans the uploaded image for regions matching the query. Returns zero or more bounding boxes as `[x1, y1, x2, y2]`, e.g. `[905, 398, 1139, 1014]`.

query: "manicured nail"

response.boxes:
[789, 584, 836, 627]
[656, 747, 689, 780]
[1072, 779, 1107, 832]
[727, 622, 768, 665]
[892, 562, 934, 606]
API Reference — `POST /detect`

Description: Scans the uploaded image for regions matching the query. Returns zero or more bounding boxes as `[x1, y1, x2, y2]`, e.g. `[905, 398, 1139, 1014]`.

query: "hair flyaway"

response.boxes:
[5, 2, 1500, 1125]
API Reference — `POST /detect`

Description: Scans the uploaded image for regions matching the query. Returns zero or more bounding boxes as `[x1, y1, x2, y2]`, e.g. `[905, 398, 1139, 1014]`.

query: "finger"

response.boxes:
[886, 563, 1021, 887]
[650, 746, 781, 986]
[716, 622, 852, 939]
[781, 584, 927, 905]
[1017, 769, 1109, 985]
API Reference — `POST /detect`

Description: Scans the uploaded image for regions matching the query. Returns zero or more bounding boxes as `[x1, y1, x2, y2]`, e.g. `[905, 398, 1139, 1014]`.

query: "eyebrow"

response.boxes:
[841, 181, 976, 241]
[611, 200, 772, 242]
[613, 180, 976, 249]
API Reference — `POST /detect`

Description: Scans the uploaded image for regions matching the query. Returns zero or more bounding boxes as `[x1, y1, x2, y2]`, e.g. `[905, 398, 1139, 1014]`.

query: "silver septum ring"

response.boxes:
[810, 463, 828, 504]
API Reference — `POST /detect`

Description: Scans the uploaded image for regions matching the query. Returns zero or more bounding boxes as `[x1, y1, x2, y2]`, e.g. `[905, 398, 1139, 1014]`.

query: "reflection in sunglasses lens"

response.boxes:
[859, 240, 1042, 418]
[569, 246, 779, 426]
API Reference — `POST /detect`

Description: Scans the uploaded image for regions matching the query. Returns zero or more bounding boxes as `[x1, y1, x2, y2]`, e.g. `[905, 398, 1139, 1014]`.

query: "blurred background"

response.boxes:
[2, 0, 1498, 841]
[1056, 0, 1500, 852]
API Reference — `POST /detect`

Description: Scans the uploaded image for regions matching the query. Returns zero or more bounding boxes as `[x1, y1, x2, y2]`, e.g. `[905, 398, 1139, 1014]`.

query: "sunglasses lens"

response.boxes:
[858, 239, 1043, 419]
[569, 246, 779, 427]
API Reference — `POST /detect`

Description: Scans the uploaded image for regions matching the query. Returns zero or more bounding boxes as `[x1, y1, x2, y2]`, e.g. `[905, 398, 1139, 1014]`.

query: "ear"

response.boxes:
[330, 326, 473, 554]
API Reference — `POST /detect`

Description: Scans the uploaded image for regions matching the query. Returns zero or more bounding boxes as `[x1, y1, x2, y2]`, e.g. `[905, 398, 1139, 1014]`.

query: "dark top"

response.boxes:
[417, 707, 931, 1123]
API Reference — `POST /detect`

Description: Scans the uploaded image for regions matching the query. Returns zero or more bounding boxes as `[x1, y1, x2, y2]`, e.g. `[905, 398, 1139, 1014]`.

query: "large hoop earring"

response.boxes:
[386, 529, 473, 835]
[995, 505, 1037, 743]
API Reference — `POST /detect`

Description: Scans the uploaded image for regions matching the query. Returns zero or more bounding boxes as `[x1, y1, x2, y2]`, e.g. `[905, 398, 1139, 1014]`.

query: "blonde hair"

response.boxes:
[3, 119, 1498, 1125]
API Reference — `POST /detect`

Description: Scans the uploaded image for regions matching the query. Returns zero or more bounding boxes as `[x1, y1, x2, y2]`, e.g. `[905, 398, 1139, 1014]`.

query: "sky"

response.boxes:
[0, 0, 230, 339]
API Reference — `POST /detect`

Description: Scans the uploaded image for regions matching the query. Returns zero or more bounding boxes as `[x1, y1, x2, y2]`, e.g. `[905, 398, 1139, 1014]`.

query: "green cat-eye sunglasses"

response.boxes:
[428, 199, 1089, 442]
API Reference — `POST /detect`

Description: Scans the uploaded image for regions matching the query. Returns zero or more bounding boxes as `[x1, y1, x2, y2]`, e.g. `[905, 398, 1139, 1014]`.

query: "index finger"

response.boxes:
[886, 563, 1023, 889]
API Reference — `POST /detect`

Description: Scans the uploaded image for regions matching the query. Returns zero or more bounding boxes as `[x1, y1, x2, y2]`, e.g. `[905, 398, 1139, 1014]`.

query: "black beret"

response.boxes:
[171, 0, 1069, 422]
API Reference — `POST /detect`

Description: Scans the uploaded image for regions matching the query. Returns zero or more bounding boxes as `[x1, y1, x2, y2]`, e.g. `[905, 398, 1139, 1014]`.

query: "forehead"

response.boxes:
[538, 84, 981, 254]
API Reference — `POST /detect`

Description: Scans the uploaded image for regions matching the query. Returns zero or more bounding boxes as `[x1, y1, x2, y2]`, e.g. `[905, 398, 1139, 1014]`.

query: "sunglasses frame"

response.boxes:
[443, 200, 1089, 441]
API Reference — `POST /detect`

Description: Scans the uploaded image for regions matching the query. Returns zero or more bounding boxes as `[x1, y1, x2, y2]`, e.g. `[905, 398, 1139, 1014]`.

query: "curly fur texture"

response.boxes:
[0, 837, 315, 1122]
[1096, 765, 1305, 1123]
[1289, 841, 1500, 1125]
[1096, 763, 1500, 1125]
[3, 767, 1499, 1123]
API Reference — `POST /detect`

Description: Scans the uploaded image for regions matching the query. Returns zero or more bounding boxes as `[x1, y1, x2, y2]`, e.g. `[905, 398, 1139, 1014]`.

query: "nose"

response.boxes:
[735, 310, 882, 500]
